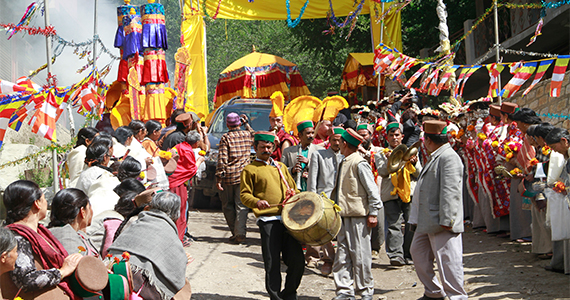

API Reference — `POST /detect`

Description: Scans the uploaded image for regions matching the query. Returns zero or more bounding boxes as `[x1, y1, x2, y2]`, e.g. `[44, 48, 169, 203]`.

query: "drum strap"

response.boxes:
[275, 164, 295, 202]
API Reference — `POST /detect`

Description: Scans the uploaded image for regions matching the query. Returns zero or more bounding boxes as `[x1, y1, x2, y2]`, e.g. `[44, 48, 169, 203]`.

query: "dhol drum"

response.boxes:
[281, 191, 341, 246]
[70, 256, 109, 298]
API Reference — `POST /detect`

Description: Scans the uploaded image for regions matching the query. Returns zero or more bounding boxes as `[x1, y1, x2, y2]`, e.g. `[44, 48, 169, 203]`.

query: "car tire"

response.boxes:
[192, 188, 211, 209]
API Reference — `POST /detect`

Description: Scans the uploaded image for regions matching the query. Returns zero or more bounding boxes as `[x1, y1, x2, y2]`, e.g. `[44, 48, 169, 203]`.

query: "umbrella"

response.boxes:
[214, 50, 310, 108]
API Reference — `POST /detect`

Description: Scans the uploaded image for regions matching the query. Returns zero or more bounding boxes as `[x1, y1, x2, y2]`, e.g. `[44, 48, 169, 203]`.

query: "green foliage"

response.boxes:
[204, 16, 372, 102]
[19, 165, 53, 188]
[153, 0, 476, 108]
[402, 0, 476, 57]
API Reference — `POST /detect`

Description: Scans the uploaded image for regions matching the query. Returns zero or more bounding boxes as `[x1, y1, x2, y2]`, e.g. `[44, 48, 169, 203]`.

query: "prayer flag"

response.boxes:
[0, 96, 29, 148]
[458, 65, 482, 98]
[523, 59, 554, 96]
[419, 68, 438, 93]
[392, 57, 416, 81]
[500, 62, 538, 98]
[550, 55, 570, 97]
[404, 64, 430, 88]
[374, 49, 398, 74]
[427, 69, 440, 96]
[486, 63, 505, 97]
[433, 66, 459, 96]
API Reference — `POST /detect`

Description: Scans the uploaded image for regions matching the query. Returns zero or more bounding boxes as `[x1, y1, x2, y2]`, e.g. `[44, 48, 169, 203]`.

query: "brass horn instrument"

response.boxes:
[386, 141, 421, 174]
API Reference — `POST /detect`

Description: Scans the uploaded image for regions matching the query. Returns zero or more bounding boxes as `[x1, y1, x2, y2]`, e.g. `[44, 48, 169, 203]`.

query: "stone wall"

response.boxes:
[509, 70, 570, 129]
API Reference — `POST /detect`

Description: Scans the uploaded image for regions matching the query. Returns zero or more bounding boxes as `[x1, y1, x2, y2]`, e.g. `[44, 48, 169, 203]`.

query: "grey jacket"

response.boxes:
[307, 147, 343, 198]
[281, 143, 322, 187]
[414, 143, 464, 234]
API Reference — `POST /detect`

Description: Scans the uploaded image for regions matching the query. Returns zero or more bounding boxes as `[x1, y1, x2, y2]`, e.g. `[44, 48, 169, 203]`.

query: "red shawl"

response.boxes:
[7, 223, 77, 300]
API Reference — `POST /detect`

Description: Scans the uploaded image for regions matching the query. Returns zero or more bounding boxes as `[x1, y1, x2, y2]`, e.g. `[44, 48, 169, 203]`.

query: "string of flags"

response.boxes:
[373, 43, 570, 100]
[0, 69, 109, 148]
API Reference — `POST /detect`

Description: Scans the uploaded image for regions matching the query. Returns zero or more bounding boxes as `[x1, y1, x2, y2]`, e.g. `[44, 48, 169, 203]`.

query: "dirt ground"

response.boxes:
[184, 209, 570, 300]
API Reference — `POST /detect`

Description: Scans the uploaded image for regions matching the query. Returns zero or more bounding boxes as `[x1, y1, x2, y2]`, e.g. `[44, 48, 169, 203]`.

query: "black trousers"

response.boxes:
[258, 219, 305, 300]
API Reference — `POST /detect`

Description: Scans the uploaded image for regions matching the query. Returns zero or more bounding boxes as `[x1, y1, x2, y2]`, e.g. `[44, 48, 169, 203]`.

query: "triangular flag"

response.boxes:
[523, 59, 554, 96]
[500, 62, 538, 98]
[550, 55, 570, 97]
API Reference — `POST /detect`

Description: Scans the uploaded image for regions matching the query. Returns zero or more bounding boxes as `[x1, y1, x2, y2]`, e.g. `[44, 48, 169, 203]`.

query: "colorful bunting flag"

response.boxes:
[404, 64, 430, 88]
[500, 62, 538, 98]
[427, 69, 440, 96]
[459, 65, 483, 98]
[0, 96, 29, 149]
[0, 80, 30, 95]
[392, 57, 416, 81]
[8, 92, 45, 129]
[29, 90, 68, 142]
[374, 49, 398, 74]
[453, 67, 471, 97]
[419, 68, 438, 92]
[433, 66, 459, 96]
[523, 59, 554, 96]
[389, 54, 404, 71]
[550, 55, 570, 97]
[486, 63, 505, 97]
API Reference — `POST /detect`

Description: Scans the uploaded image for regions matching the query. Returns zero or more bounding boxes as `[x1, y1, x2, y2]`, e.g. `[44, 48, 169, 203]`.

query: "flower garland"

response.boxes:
[0, 24, 56, 37]
[0, 141, 75, 170]
[202, 0, 223, 19]
[286, 0, 310, 28]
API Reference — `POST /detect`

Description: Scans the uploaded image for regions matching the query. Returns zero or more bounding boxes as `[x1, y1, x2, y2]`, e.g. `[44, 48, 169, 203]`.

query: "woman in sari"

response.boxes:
[2, 180, 82, 299]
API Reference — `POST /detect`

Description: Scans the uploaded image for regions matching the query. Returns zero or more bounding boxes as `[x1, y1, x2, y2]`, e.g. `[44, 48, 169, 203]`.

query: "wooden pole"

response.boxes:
[44, 0, 59, 194]
[494, 0, 502, 105]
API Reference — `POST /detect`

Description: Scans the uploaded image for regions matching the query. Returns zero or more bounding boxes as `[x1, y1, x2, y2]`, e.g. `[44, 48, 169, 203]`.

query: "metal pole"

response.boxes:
[376, 3, 385, 103]
[494, 0, 502, 105]
[44, 0, 59, 194]
[91, 0, 98, 127]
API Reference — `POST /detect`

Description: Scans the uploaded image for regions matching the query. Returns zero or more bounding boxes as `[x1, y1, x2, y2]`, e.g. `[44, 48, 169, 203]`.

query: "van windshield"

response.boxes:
[209, 107, 271, 134]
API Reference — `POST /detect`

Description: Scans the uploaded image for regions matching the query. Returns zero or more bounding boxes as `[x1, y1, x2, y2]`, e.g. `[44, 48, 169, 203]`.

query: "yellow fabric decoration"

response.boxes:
[270, 91, 285, 118]
[390, 160, 416, 203]
[180, 12, 209, 119]
[283, 95, 321, 136]
[312, 95, 349, 123]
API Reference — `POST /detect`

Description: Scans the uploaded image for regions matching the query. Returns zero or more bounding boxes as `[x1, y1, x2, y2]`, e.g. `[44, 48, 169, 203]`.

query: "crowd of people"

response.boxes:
[0, 108, 204, 299]
[0, 88, 568, 300]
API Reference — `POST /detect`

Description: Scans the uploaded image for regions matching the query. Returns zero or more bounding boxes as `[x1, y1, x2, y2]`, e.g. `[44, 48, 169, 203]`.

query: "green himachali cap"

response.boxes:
[385, 122, 401, 132]
[254, 131, 276, 143]
[342, 128, 363, 147]
[296, 120, 314, 133]
[332, 127, 345, 135]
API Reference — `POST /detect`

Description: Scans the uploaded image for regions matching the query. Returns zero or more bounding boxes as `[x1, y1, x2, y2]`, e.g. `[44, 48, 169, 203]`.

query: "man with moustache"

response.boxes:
[306, 127, 345, 275]
[241, 132, 304, 300]
[375, 122, 420, 266]
[282, 121, 322, 192]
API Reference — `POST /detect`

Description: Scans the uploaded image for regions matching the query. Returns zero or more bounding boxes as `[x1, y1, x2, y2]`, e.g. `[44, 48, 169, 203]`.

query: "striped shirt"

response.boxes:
[216, 128, 254, 185]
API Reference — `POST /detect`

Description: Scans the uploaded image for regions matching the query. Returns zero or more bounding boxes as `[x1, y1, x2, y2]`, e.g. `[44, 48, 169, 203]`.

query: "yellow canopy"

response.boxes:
[341, 53, 377, 91]
[222, 52, 297, 73]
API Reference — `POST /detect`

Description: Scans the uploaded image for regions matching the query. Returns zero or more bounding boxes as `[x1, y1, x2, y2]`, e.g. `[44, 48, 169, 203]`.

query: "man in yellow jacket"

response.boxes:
[240, 131, 303, 300]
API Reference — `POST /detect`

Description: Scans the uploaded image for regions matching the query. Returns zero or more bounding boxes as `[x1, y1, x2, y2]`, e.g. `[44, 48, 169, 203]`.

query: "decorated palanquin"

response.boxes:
[109, 0, 173, 128]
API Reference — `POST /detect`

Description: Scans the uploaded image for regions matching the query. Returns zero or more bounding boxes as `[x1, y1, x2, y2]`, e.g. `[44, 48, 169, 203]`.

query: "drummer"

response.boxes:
[330, 128, 382, 300]
[240, 131, 304, 300]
